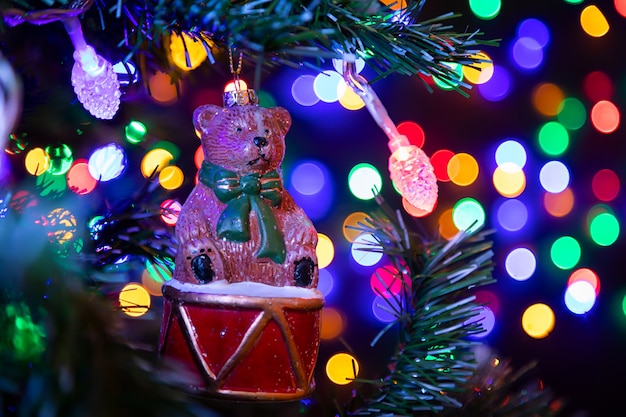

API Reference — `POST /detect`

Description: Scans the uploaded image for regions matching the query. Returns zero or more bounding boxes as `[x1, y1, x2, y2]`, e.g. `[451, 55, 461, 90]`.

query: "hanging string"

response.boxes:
[228, 48, 244, 92]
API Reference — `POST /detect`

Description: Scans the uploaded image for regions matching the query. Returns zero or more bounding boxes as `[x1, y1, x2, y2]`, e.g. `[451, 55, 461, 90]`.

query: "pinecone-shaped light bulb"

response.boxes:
[388, 136, 438, 213]
[64, 16, 121, 120]
[71, 46, 121, 120]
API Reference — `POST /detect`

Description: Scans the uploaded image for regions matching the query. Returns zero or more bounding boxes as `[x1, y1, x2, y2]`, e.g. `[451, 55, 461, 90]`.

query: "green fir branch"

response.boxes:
[348, 195, 496, 416]
[0, 0, 497, 92]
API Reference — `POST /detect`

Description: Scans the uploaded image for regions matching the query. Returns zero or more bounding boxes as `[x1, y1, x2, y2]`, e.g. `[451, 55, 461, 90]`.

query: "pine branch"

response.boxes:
[1, 0, 498, 92]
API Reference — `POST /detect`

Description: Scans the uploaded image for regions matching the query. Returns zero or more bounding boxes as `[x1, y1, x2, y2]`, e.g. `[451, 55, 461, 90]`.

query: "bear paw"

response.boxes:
[177, 238, 225, 284]
[293, 257, 316, 287]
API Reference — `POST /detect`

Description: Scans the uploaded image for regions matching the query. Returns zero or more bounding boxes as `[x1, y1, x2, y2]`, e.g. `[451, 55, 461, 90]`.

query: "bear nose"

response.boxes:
[253, 136, 268, 148]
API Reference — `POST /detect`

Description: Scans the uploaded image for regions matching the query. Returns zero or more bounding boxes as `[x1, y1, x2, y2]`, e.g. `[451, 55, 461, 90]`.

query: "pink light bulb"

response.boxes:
[389, 142, 438, 212]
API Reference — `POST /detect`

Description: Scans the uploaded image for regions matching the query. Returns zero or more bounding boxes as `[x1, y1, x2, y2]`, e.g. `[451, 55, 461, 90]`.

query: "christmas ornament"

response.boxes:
[343, 54, 438, 212]
[159, 85, 323, 400]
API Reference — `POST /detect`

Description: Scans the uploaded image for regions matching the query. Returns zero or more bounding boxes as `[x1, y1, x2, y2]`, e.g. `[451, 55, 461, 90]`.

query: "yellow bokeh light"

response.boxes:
[148, 71, 180, 104]
[438, 208, 459, 240]
[119, 283, 151, 317]
[463, 52, 494, 85]
[338, 84, 365, 110]
[141, 267, 172, 297]
[141, 148, 174, 178]
[320, 307, 344, 340]
[532, 83, 564, 117]
[25, 147, 50, 176]
[342, 212, 371, 243]
[544, 187, 575, 217]
[326, 352, 360, 385]
[159, 165, 184, 190]
[492, 162, 526, 197]
[447, 152, 479, 186]
[316, 233, 335, 269]
[580, 5, 610, 37]
[521, 303, 555, 339]
[170, 32, 209, 71]
[45, 208, 76, 245]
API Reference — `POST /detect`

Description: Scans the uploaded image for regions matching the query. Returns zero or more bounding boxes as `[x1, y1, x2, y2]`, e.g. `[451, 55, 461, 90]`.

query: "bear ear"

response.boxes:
[193, 104, 222, 136]
[268, 106, 291, 135]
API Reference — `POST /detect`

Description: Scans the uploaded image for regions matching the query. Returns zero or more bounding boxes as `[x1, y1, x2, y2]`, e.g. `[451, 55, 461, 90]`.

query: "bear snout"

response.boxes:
[253, 136, 268, 148]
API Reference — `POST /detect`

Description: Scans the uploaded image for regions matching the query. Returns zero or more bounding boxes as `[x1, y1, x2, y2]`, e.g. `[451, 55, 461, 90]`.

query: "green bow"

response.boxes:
[199, 161, 286, 264]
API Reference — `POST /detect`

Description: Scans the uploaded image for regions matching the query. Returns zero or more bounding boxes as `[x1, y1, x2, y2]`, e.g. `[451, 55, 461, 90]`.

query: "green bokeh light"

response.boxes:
[589, 212, 619, 246]
[125, 120, 147, 144]
[563, 0, 583, 4]
[146, 258, 174, 283]
[538, 121, 569, 156]
[348, 163, 382, 200]
[432, 62, 465, 91]
[36, 171, 68, 197]
[557, 97, 587, 130]
[45, 143, 73, 176]
[550, 236, 581, 270]
[469, 0, 501, 20]
[1, 303, 46, 362]
[258, 90, 277, 108]
[452, 197, 485, 233]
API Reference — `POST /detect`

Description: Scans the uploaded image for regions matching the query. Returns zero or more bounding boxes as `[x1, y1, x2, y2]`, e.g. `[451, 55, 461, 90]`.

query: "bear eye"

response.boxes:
[264, 129, 270, 135]
[236, 127, 243, 132]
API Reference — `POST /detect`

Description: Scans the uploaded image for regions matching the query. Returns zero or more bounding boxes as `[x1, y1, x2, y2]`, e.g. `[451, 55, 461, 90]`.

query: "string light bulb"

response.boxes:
[63, 16, 121, 119]
[342, 54, 438, 212]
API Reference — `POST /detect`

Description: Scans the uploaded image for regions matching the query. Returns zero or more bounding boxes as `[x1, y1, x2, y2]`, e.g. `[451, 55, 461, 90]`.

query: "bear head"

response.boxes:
[193, 104, 291, 174]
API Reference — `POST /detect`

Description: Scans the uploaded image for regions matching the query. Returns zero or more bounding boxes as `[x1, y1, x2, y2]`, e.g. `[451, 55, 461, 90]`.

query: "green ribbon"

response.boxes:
[199, 161, 286, 264]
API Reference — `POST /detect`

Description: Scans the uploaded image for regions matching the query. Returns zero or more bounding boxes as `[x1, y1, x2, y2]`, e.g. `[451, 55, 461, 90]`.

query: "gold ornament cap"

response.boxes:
[223, 89, 259, 107]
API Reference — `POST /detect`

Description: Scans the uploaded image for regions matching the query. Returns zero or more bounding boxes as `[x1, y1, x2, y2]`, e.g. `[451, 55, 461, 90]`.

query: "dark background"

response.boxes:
[2, 1, 626, 416]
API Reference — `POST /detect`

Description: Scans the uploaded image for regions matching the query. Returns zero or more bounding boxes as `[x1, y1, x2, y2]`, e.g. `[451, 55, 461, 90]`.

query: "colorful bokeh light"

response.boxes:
[590, 100, 620, 133]
[326, 352, 359, 385]
[550, 236, 581, 270]
[538, 121, 569, 156]
[469, 0, 501, 20]
[532, 83, 564, 117]
[557, 97, 587, 130]
[317, 233, 335, 269]
[118, 283, 151, 317]
[452, 197, 485, 233]
[591, 169, 620, 202]
[495, 139, 527, 168]
[580, 5, 610, 37]
[348, 163, 382, 200]
[496, 198, 528, 232]
[505, 247, 536, 281]
[448, 153, 479, 186]
[351, 233, 383, 267]
[477, 65, 511, 101]
[568, 268, 600, 296]
[320, 307, 344, 340]
[492, 163, 526, 198]
[88, 143, 126, 182]
[543, 188, 575, 217]
[564, 280, 597, 314]
[539, 161, 570, 193]
[522, 303, 555, 339]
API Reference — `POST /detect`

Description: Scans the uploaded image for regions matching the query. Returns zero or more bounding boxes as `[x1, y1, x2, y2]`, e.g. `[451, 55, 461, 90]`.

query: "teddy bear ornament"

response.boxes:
[159, 86, 324, 401]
